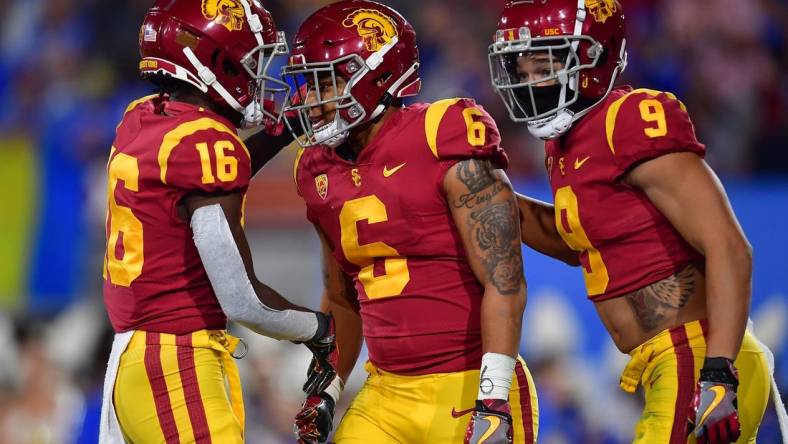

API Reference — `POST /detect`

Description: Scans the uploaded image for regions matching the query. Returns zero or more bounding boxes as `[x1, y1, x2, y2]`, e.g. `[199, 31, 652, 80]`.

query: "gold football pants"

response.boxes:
[334, 357, 539, 443]
[113, 330, 245, 444]
[620, 320, 770, 444]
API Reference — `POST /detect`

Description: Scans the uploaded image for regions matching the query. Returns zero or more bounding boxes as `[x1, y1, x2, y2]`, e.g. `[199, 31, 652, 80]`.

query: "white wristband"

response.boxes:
[478, 352, 516, 400]
[323, 376, 345, 404]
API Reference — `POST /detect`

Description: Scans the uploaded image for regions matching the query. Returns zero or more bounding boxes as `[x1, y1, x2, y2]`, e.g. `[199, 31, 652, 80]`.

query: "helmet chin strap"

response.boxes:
[183, 46, 264, 128]
[369, 61, 420, 120]
[527, 109, 575, 140]
[313, 119, 349, 148]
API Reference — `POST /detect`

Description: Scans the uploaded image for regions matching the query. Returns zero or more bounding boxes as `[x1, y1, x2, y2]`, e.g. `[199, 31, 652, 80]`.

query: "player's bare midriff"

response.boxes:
[594, 263, 708, 353]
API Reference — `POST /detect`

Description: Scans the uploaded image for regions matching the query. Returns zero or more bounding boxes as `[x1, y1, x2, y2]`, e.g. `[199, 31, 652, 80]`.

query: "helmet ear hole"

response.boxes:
[375, 72, 393, 87]
[222, 57, 240, 77]
[208, 49, 240, 77]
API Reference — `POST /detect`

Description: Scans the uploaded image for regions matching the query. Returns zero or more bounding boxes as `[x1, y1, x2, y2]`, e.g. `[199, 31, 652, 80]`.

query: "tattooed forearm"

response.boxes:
[625, 265, 696, 330]
[453, 159, 505, 209]
[470, 201, 524, 295]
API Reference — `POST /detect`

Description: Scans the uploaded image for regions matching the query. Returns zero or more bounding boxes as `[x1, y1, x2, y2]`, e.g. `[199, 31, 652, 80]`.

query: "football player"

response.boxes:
[99, 1, 336, 443]
[285, 1, 538, 443]
[488, 1, 774, 443]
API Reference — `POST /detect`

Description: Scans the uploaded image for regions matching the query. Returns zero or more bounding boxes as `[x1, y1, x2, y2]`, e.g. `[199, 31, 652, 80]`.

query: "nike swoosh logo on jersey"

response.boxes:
[450, 406, 475, 418]
[698, 385, 727, 426]
[383, 163, 406, 177]
[574, 156, 591, 170]
[477, 416, 502, 443]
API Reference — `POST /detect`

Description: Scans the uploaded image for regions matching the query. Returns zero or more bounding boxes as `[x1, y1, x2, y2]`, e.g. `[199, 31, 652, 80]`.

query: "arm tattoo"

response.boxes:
[453, 159, 505, 209]
[470, 201, 524, 295]
[453, 159, 523, 295]
[456, 159, 495, 192]
[625, 265, 696, 330]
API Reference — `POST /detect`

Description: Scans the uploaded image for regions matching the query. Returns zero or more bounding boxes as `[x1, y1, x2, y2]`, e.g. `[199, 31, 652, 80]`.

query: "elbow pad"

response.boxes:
[190, 204, 317, 341]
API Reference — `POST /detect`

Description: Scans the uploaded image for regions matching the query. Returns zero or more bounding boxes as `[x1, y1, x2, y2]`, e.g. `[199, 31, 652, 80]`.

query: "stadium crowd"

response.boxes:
[0, 0, 785, 442]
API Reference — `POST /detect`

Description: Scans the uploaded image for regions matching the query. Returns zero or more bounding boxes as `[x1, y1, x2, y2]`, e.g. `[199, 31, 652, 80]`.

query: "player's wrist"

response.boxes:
[476, 399, 512, 419]
[310, 312, 331, 343]
[700, 357, 739, 387]
[322, 374, 345, 405]
[478, 352, 516, 400]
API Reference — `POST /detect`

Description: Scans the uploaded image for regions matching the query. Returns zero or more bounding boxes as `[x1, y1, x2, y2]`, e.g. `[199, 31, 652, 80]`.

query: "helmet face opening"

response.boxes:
[241, 30, 291, 125]
[282, 54, 371, 148]
[489, 29, 602, 123]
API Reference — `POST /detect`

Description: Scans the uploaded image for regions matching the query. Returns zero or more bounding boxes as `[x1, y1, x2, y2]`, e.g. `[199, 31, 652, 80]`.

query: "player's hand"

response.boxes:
[294, 392, 335, 444]
[464, 399, 513, 444]
[302, 312, 339, 395]
[687, 357, 741, 444]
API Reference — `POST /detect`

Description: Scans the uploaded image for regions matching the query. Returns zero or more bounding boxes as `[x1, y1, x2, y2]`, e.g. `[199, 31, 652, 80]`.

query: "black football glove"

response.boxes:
[464, 399, 513, 444]
[294, 392, 335, 444]
[687, 357, 741, 444]
[301, 312, 339, 396]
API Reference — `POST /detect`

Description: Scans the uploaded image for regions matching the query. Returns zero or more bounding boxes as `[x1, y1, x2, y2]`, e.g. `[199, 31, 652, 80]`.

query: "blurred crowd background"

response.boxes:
[0, 0, 786, 443]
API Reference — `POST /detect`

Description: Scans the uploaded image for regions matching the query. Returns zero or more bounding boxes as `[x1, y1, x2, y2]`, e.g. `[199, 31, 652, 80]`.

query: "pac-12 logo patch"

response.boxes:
[315, 174, 329, 200]
[585, 0, 618, 23]
[202, 0, 246, 32]
[342, 9, 398, 52]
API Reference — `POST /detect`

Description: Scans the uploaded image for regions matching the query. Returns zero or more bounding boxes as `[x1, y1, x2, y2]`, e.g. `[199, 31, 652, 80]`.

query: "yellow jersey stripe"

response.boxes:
[158, 118, 249, 184]
[293, 146, 305, 186]
[425, 98, 461, 158]
[604, 88, 687, 155]
[685, 320, 706, 382]
[125, 94, 159, 115]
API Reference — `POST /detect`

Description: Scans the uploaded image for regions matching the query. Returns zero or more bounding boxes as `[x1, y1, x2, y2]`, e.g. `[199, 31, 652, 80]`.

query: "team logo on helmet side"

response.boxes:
[342, 9, 398, 52]
[585, 0, 618, 23]
[315, 174, 329, 200]
[201, 0, 246, 32]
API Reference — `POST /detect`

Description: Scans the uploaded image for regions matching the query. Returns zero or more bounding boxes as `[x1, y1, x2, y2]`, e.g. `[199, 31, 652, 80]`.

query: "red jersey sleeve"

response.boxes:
[159, 117, 251, 194]
[425, 98, 509, 169]
[606, 89, 705, 178]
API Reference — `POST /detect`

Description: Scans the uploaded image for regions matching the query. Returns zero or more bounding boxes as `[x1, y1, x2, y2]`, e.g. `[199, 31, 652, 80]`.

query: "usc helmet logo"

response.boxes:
[343, 9, 398, 52]
[202, 0, 246, 32]
[585, 0, 618, 23]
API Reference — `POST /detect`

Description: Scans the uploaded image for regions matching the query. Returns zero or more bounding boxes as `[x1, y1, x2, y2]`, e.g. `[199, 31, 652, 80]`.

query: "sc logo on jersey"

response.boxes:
[315, 174, 329, 200]
[202, 0, 245, 32]
[343, 9, 398, 52]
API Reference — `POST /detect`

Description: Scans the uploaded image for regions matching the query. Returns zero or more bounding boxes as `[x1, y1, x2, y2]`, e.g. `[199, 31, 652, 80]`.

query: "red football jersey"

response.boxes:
[103, 95, 252, 333]
[295, 98, 508, 375]
[545, 86, 705, 302]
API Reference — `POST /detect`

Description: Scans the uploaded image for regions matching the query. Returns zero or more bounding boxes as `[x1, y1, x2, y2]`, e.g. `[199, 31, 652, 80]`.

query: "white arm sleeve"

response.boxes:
[191, 204, 318, 341]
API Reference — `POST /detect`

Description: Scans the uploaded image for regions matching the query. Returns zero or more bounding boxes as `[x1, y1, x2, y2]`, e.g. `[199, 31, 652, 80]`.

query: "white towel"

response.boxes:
[99, 331, 134, 444]
[749, 320, 788, 443]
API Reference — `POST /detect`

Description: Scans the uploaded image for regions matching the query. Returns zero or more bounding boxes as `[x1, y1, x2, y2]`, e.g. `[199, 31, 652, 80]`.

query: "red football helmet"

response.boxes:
[488, 0, 627, 139]
[282, 0, 421, 147]
[139, 0, 290, 128]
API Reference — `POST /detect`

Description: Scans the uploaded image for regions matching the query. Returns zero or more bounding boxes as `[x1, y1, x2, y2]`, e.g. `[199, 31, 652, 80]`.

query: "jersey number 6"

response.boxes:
[103, 149, 144, 287]
[339, 195, 410, 299]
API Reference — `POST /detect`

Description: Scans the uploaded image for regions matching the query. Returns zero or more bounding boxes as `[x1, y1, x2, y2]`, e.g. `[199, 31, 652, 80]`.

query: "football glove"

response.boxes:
[302, 312, 339, 396]
[465, 399, 513, 444]
[294, 392, 335, 444]
[687, 357, 741, 444]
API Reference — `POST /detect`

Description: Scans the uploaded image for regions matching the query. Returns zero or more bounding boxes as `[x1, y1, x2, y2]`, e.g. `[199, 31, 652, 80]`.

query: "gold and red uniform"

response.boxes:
[103, 95, 251, 443]
[295, 98, 539, 443]
[546, 87, 769, 443]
